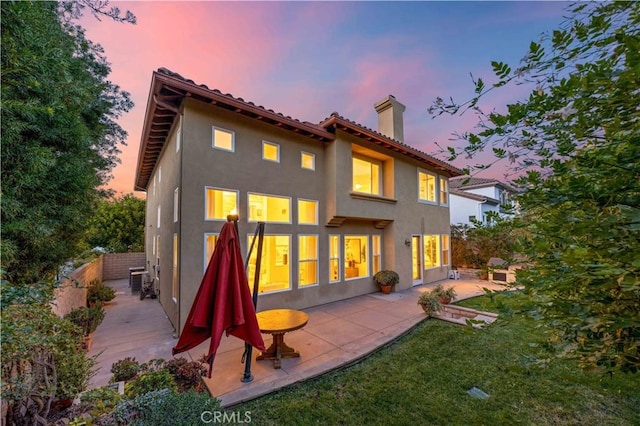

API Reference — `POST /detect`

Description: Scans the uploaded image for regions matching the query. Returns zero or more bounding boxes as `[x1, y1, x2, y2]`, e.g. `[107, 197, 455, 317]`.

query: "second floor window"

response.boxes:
[418, 171, 436, 203]
[439, 178, 448, 205]
[298, 199, 318, 225]
[212, 126, 234, 152]
[262, 141, 280, 162]
[248, 193, 291, 223]
[205, 187, 238, 220]
[353, 156, 381, 195]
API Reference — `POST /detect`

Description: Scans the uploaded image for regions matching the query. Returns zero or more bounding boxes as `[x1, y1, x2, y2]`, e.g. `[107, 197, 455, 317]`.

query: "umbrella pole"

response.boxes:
[241, 222, 265, 383]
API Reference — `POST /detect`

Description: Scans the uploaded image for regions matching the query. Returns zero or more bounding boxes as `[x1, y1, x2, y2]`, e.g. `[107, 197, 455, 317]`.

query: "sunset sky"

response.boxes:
[79, 1, 570, 196]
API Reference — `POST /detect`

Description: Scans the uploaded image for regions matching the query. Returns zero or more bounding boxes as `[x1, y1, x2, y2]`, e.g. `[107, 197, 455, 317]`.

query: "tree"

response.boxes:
[1, 0, 134, 283]
[430, 2, 639, 372]
[85, 194, 146, 252]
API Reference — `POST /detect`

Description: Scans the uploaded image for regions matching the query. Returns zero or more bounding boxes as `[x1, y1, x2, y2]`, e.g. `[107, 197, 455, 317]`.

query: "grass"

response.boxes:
[233, 291, 640, 425]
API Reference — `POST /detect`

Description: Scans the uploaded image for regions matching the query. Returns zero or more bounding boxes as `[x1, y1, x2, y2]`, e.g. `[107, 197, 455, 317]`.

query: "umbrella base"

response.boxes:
[256, 333, 300, 369]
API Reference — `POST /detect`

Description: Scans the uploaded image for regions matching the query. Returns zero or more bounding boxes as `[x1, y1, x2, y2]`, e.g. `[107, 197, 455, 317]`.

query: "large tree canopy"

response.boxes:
[1, 0, 134, 283]
[84, 194, 145, 253]
[430, 2, 639, 373]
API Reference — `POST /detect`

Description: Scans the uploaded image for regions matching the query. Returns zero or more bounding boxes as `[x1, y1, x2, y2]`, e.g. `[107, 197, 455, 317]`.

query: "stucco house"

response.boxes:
[135, 68, 463, 333]
[449, 177, 516, 227]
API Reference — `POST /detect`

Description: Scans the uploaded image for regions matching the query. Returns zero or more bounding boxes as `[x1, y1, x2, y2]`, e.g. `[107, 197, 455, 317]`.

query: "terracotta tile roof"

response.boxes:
[135, 68, 463, 190]
[319, 112, 463, 177]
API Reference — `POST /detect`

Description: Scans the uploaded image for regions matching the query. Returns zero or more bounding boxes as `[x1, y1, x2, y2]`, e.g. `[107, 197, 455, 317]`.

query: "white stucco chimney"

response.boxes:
[374, 95, 406, 143]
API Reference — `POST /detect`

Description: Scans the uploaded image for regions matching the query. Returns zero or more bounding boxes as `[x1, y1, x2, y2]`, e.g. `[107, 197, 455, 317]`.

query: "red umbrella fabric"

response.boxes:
[172, 221, 265, 377]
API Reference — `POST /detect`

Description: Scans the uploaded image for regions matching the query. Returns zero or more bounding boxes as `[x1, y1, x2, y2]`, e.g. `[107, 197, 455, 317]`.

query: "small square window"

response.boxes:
[262, 141, 280, 162]
[301, 152, 315, 170]
[212, 126, 234, 152]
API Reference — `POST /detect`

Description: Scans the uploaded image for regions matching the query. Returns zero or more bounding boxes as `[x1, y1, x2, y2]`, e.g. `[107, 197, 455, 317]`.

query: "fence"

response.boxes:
[51, 252, 145, 317]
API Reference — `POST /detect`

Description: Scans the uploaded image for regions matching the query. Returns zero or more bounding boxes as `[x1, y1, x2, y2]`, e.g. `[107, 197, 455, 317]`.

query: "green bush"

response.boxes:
[64, 306, 105, 336]
[80, 385, 122, 417]
[124, 370, 177, 399]
[110, 357, 140, 383]
[373, 270, 399, 287]
[112, 389, 221, 426]
[87, 280, 116, 304]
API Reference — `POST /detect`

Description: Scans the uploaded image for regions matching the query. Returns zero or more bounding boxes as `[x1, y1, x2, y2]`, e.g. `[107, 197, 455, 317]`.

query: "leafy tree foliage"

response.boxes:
[1, 0, 134, 283]
[430, 2, 639, 372]
[450, 216, 521, 269]
[84, 194, 146, 252]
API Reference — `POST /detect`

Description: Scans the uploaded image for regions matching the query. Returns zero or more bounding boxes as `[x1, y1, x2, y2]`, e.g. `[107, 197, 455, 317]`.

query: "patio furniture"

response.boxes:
[256, 309, 308, 369]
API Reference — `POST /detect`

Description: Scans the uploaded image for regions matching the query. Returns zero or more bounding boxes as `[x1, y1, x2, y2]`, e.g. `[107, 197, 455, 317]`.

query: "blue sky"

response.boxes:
[80, 1, 570, 194]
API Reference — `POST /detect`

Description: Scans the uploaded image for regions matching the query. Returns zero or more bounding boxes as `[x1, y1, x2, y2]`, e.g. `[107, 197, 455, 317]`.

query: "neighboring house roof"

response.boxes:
[450, 176, 518, 193]
[449, 188, 500, 205]
[135, 68, 463, 191]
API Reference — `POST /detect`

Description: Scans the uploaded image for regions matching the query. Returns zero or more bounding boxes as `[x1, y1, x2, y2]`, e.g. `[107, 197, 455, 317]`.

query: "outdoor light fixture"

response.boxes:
[404, 238, 411, 247]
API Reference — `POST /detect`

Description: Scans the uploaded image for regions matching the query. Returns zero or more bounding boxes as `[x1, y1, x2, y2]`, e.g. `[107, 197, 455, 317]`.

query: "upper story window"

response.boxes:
[176, 116, 182, 152]
[301, 151, 315, 170]
[173, 188, 179, 222]
[297, 199, 318, 225]
[353, 155, 381, 196]
[205, 187, 238, 221]
[212, 126, 234, 152]
[248, 193, 291, 223]
[157, 205, 161, 228]
[262, 141, 280, 163]
[418, 170, 437, 203]
[439, 178, 449, 205]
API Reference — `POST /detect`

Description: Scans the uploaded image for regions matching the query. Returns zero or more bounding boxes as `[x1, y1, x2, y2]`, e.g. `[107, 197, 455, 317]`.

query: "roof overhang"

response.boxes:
[320, 114, 464, 177]
[134, 69, 334, 191]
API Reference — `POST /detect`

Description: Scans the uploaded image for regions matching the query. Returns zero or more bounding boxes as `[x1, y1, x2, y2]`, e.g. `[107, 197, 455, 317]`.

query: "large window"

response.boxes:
[372, 235, 382, 275]
[248, 193, 291, 223]
[301, 151, 315, 170]
[418, 171, 436, 203]
[203, 233, 219, 272]
[247, 235, 290, 294]
[345, 235, 369, 279]
[441, 235, 450, 266]
[329, 235, 340, 283]
[353, 156, 381, 195]
[212, 126, 234, 152]
[298, 199, 318, 225]
[298, 235, 318, 287]
[439, 178, 449, 205]
[424, 235, 440, 268]
[262, 141, 280, 162]
[205, 187, 238, 220]
[172, 234, 178, 303]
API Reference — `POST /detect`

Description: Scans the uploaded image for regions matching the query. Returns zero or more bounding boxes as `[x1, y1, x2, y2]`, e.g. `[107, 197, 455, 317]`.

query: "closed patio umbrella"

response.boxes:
[172, 221, 265, 377]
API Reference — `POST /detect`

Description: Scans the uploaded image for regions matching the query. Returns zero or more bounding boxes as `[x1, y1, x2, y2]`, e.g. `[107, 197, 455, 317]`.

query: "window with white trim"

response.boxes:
[157, 205, 161, 228]
[204, 233, 219, 272]
[212, 126, 234, 152]
[423, 234, 440, 268]
[372, 235, 382, 275]
[176, 116, 182, 152]
[247, 234, 291, 294]
[418, 170, 437, 203]
[173, 188, 179, 222]
[329, 235, 340, 283]
[345, 235, 369, 279]
[353, 155, 381, 195]
[441, 234, 450, 266]
[172, 234, 178, 303]
[301, 151, 315, 170]
[205, 187, 238, 221]
[298, 235, 318, 287]
[262, 141, 280, 162]
[298, 199, 318, 225]
[439, 178, 449, 205]
[248, 193, 290, 223]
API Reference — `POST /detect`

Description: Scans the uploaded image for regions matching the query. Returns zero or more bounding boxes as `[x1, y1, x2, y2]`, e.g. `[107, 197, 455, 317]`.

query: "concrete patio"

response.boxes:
[89, 275, 506, 407]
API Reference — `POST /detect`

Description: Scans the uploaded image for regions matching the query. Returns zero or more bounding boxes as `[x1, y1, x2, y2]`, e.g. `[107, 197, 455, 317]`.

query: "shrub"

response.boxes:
[166, 358, 207, 392]
[112, 389, 221, 426]
[373, 270, 399, 287]
[64, 306, 105, 336]
[124, 370, 177, 399]
[80, 386, 122, 417]
[110, 357, 140, 383]
[87, 280, 116, 305]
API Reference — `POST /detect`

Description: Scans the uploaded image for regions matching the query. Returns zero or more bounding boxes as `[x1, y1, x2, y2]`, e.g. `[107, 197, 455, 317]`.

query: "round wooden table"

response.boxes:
[256, 309, 309, 369]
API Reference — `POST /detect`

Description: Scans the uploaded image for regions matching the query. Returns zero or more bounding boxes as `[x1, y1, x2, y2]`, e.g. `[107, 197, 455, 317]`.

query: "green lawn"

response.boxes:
[233, 292, 640, 425]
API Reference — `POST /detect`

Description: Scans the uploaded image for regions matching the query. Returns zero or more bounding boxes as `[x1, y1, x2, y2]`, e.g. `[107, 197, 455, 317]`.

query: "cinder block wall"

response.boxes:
[103, 252, 146, 280]
[51, 255, 104, 317]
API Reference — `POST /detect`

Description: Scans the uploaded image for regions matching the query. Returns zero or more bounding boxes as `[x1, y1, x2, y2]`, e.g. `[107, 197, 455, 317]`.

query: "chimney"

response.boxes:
[374, 95, 406, 143]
